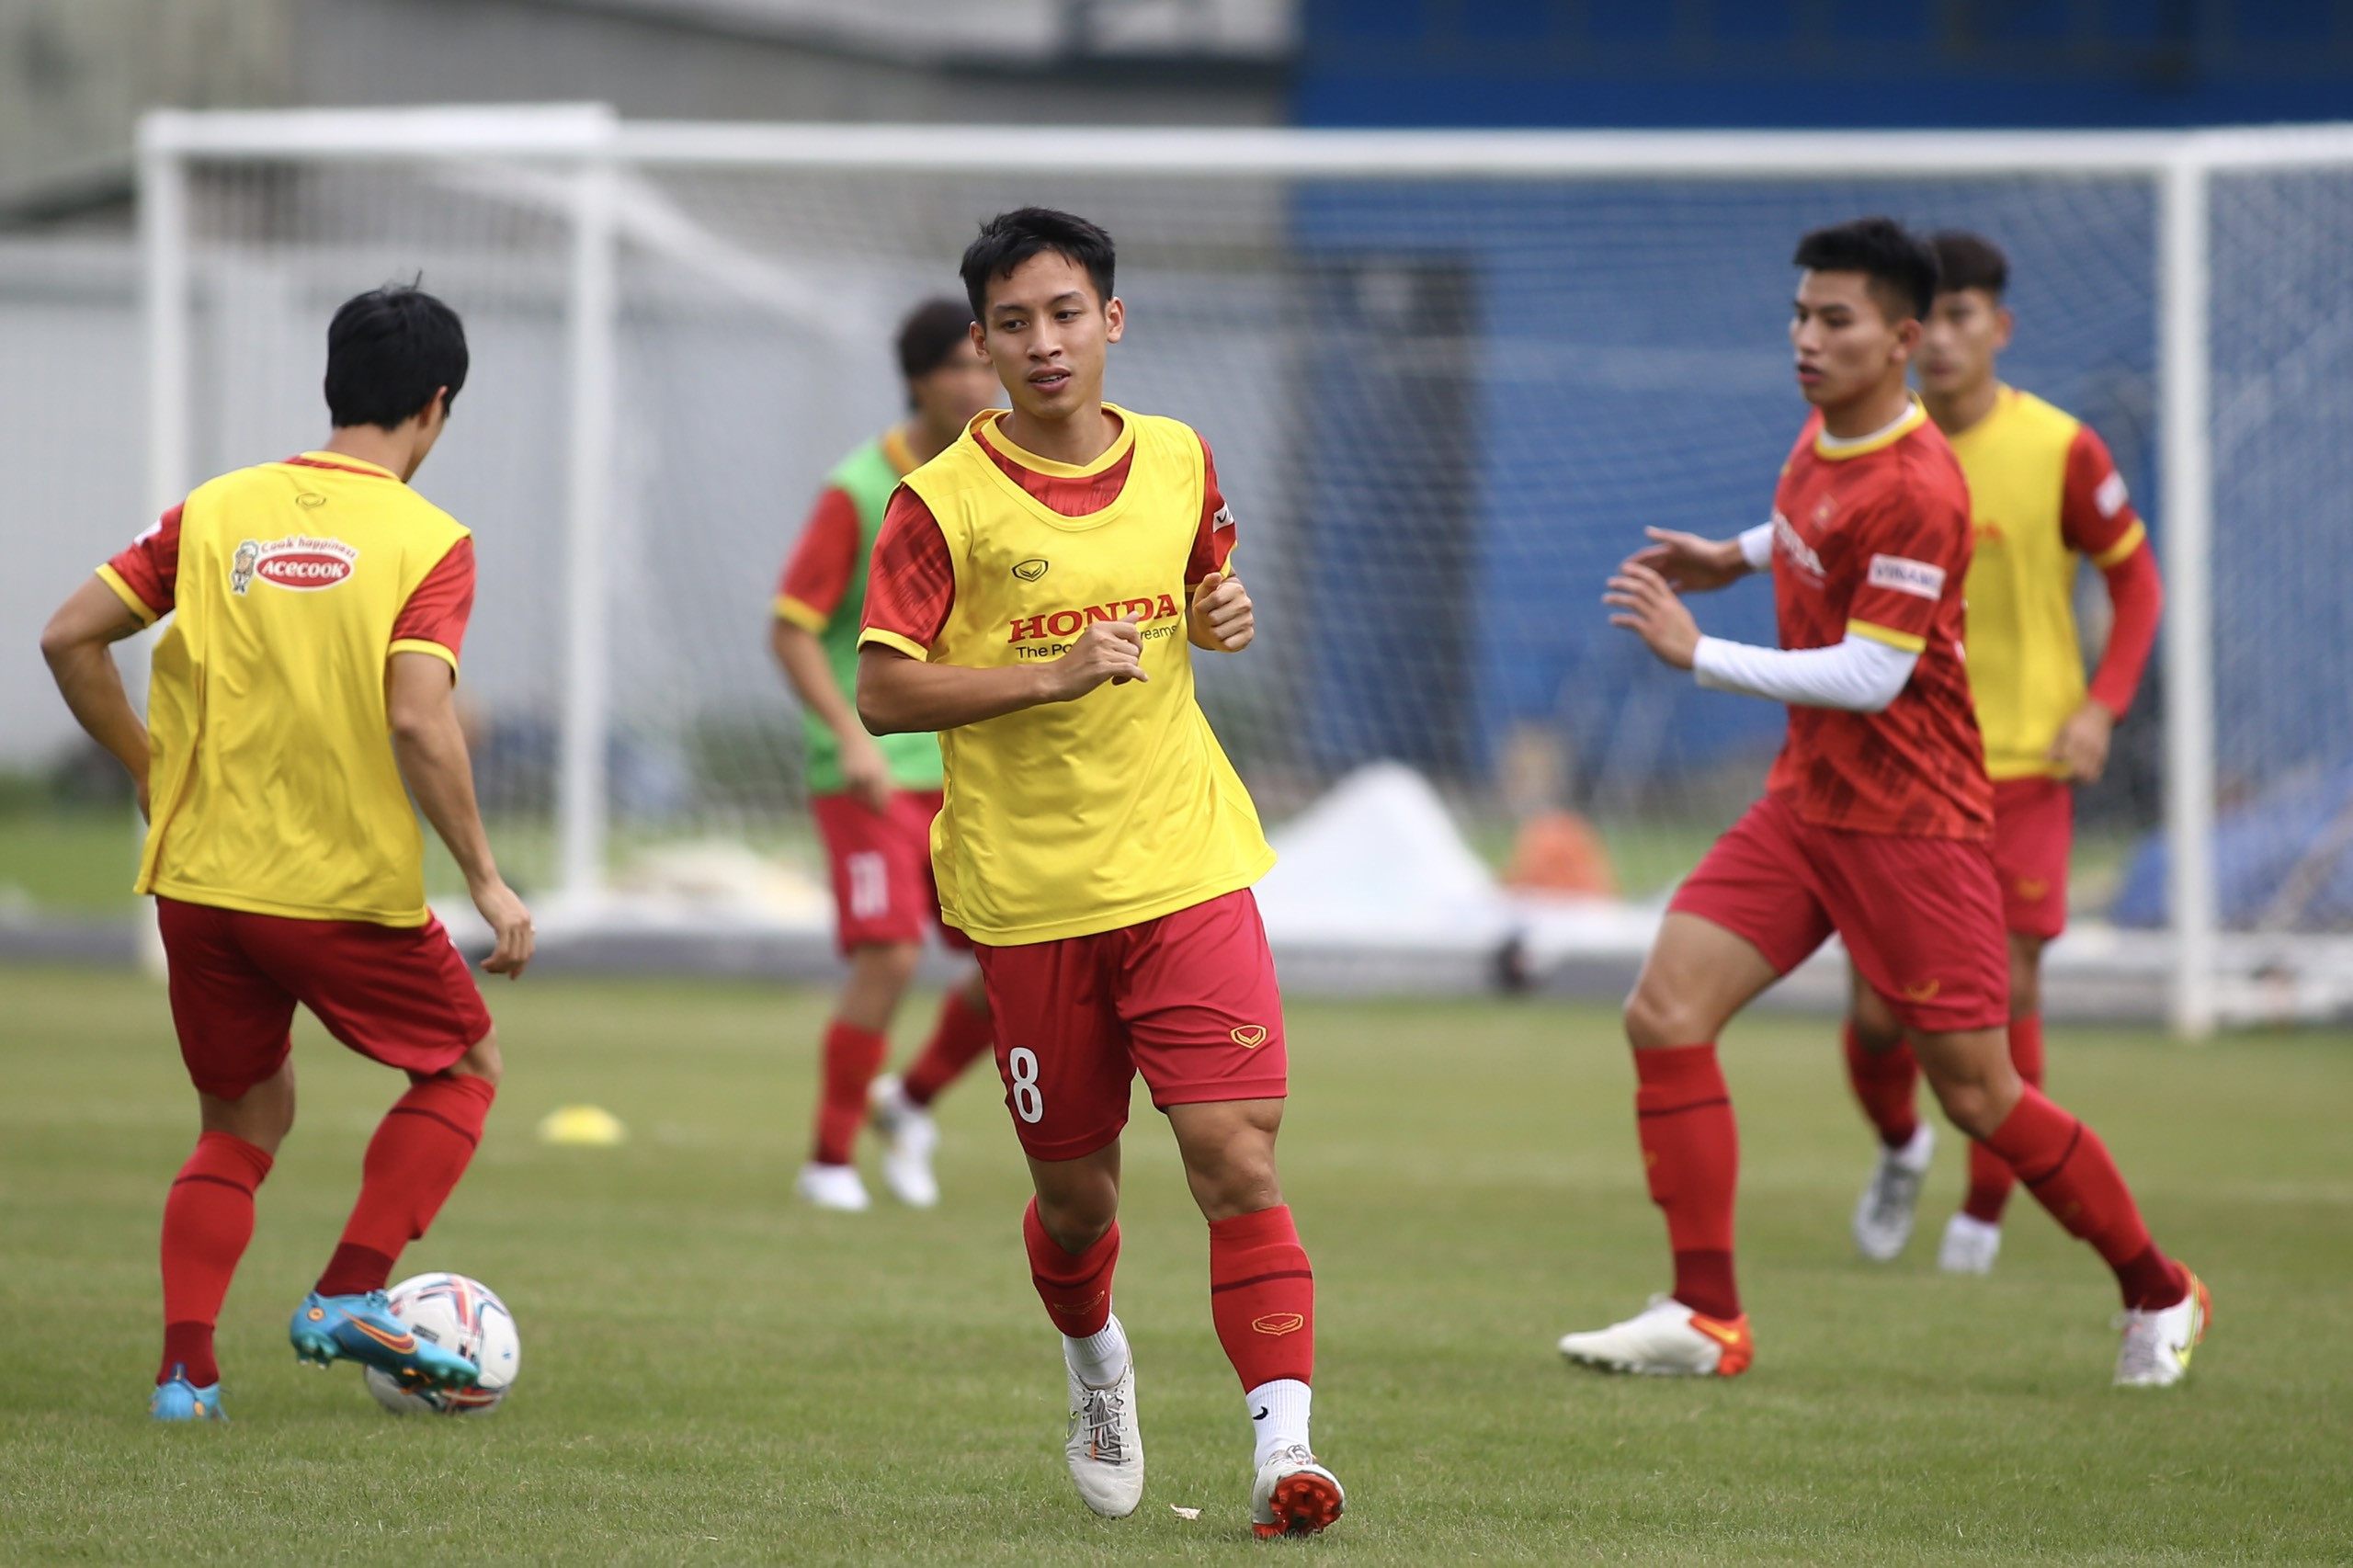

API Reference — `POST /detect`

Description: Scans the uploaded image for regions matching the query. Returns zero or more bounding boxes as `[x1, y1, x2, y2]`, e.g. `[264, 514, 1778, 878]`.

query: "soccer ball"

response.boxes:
[364, 1272, 520, 1415]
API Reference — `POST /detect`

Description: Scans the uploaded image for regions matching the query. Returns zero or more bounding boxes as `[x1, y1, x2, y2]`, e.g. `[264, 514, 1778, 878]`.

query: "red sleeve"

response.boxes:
[1185, 437, 1237, 585]
[100, 505, 183, 620]
[1842, 480, 1966, 653]
[389, 538, 476, 666]
[2088, 540, 2164, 717]
[858, 486, 957, 657]
[774, 486, 863, 629]
[2058, 424, 2144, 564]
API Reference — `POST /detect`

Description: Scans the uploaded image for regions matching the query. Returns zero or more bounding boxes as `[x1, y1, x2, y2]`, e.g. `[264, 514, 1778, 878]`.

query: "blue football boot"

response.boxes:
[150, 1365, 226, 1422]
[290, 1290, 479, 1390]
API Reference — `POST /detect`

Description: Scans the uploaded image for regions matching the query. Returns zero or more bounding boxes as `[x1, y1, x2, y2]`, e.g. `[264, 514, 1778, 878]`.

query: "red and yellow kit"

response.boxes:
[1672, 405, 2007, 1032]
[1955, 385, 2152, 781]
[1764, 402, 1993, 841]
[98, 452, 489, 1092]
[1948, 385, 2162, 939]
[103, 453, 475, 926]
[859, 406, 1284, 1158]
[859, 405, 1274, 945]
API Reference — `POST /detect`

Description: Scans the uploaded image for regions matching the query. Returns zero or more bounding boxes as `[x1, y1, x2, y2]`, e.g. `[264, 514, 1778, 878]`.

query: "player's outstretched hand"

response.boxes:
[839, 732, 894, 815]
[2048, 699, 2117, 782]
[1191, 570, 1255, 652]
[1628, 528, 1749, 594]
[1605, 561, 1703, 670]
[1051, 612, 1149, 699]
[472, 876, 536, 979]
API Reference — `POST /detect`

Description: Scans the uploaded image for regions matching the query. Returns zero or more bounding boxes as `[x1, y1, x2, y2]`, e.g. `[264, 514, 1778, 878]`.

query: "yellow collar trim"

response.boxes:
[881, 426, 918, 477]
[976, 404, 1134, 479]
[1813, 399, 1927, 461]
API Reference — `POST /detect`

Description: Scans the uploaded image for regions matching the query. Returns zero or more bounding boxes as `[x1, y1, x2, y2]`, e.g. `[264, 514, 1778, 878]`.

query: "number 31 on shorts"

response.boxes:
[1007, 1047, 1044, 1124]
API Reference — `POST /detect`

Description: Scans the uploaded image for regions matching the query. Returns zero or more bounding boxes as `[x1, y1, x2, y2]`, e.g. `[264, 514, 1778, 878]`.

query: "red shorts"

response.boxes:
[810, 788, 970, 955]
[1668, 792, 2009, 1034]
[157, 895, 493, 1099]
[1991, 777, 2073, 940]
[972, 888, 1288, 1162]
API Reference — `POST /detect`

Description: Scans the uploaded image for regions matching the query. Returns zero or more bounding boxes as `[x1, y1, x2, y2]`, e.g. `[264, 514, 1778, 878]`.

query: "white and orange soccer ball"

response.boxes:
[364, 1272, 520, 1415]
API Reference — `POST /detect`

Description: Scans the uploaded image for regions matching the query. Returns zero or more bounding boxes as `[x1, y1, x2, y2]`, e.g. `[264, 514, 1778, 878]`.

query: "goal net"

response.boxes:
[137, 109, 2353, 1027]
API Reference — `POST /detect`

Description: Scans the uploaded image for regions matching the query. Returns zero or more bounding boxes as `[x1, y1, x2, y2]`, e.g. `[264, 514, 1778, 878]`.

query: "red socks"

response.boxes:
[902, 991, 993, 1108]
[813, 1020, 888, 1165]
[1963, 1014, 2047, 1222]
[1208, 1204, 1315, 1389]
[1843, 1024, 1922, 1150]
[1023, 1199, 1120, 1337]
[1984, 1084, 2186, 1309]
[158, 1131, 274, 1386]
[1634, 1045, 1742, 1322]
[315, 1073, 495, 1298]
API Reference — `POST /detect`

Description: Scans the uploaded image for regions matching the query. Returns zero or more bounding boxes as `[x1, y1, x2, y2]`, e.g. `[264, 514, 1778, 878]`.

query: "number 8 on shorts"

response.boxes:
[1007, 1047, 1044, 1124]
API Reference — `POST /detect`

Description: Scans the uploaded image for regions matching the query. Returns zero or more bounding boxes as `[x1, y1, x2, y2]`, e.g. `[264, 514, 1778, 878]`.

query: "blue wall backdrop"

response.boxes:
[1297, 1, 2353, 131]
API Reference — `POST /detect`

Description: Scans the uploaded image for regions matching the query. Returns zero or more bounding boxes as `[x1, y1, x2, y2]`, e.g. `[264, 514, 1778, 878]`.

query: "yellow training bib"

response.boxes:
[881, 407, 1274, 945]
[119, 455, 471, 926]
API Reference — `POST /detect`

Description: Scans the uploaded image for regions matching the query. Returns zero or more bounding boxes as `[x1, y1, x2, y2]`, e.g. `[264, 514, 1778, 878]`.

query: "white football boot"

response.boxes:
[1250, 1445, 1345, 1540]
[867, 1074, 940, 1209]
[1063, 1322, 1143, 1517]
[1938, 1212, 2003, 1275]
[794, 1161, 870, 1212]
[1557, 1295, 1754, 1378]
[1851, 1123, 1937, 1262]
[2115, 1270, 2211, 1388]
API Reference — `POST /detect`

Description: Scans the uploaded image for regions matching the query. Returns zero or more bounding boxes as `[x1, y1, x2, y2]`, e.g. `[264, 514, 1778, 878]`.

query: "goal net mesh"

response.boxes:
[171, 149, 2209, 926]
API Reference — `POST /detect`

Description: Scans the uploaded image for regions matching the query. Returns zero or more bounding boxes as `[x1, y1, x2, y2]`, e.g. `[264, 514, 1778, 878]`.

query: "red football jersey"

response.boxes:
[1762, 403, 1993, 839]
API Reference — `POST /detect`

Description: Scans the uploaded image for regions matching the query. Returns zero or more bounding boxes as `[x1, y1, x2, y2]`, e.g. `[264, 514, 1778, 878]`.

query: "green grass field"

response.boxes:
[1, 966, 2347, 1564]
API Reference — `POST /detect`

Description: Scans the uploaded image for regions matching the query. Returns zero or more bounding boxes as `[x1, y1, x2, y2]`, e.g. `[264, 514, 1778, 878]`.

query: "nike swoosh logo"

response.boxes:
[1688, 1317, 1744, 1347]
[1253, 1406, 1269, 1421]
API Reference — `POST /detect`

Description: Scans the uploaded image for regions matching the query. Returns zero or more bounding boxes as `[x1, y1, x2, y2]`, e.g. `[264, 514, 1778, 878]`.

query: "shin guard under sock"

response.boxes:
[1023, 1199, 1119, 1339]
[316, 1073, 494, 1298]
[159, 1131, 274, 1386]
[1842, 1023, 1923, 1149]
[1634, 1044, 1742, 1321]
[1984, 1084, 2186, 1309]
[813, 1020, 887, 1165]
[1208, 1204, 1315, 1391]
[1962, 1014, 2046, 1223]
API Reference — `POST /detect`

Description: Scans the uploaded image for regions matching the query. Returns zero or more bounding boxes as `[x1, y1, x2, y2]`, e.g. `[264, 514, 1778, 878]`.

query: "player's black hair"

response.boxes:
[960, 208, 1115, 321]
[896, 297, 975, 382]
[1791, 217, 1939, 324]
[1929, 230, 2009, 300]
[324, 283, 469, 430]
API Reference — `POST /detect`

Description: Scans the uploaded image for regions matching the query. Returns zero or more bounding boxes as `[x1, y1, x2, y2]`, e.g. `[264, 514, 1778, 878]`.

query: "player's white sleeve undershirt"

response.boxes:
[1738, 521, 1776, 573]
[1692, 632, 1917, 713]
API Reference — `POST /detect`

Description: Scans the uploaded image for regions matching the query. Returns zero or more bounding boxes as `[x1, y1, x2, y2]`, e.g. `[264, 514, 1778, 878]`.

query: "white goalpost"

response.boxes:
[137, 105, 2353, 1033]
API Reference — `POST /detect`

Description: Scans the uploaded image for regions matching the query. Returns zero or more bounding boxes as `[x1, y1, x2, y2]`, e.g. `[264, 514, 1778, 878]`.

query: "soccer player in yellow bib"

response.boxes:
[40, 286, 535, 1420]
[1843, 231, 2166, 1277]
[855, 210, 1343, 1537]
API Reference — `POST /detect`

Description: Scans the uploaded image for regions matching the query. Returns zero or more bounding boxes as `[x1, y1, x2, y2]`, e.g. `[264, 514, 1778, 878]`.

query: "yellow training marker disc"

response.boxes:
[537, 1104, 627, 1147]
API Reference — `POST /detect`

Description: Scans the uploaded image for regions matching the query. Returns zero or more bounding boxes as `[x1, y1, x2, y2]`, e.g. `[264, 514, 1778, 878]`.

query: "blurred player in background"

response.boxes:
[1844, 231, 2165, 1275]
[1580, 218, 2206, 1387]
[39, 285, 533, 1420]
[857, 210, 1344, 1536]
[771, 300, 1001, 1212]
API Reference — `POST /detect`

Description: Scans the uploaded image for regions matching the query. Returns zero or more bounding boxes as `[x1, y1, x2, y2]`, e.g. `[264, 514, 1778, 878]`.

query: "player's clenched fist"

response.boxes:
[1050, 612, 1150, 699]
[1190, 570, 1254, 652]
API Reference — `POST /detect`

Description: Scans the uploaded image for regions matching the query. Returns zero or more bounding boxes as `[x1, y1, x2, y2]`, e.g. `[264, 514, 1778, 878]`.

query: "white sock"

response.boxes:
[1063, 1313, 1130, 1389]
[1894, 1123, 1935, 1171]
[1246, 1378, 1312, 1469]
